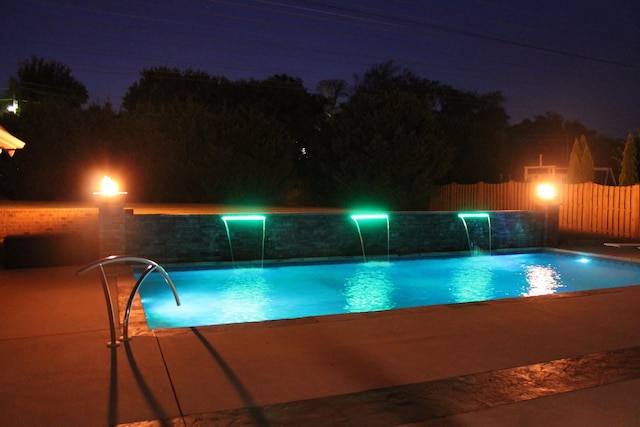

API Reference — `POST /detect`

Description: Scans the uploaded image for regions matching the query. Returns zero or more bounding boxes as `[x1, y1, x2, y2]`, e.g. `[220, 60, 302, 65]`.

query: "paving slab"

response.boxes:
[0, 266, 181, 427]
[410, 379, 640, 427]
[1, 332, 181, 426]
[0, 266, 107, 339]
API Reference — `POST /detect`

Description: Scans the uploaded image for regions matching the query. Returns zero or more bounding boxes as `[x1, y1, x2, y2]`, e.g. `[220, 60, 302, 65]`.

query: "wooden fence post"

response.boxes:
[633, 184, 640, 239]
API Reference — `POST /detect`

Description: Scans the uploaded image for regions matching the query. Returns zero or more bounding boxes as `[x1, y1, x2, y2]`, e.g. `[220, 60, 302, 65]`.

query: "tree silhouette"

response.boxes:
[1, 56, 628, 202]
[6, 56, 88, 109]
[619, 133, 638, 186]
[316, 63, 451, 209]
[567, 135, 595, 183]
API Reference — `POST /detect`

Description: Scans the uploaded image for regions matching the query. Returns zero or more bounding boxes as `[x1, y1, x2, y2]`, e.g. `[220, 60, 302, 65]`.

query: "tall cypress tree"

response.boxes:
[619, 133, 638, 186]
[581, 135, 595, 182]
[567, 135, 595, 183]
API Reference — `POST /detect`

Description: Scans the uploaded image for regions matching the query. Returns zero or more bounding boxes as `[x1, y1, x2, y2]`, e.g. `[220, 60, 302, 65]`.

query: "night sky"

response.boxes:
[1, 0, 638, 137]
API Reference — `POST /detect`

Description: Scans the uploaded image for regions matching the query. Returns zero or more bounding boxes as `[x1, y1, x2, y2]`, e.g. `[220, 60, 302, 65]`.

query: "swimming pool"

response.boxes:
[138, 251, 640, 329]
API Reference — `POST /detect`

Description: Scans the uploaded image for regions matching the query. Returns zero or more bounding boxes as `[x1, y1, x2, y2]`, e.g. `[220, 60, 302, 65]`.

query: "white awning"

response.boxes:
[0, 126, 26, 157]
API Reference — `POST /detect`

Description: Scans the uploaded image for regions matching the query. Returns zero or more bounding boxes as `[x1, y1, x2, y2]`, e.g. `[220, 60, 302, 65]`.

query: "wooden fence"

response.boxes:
[429, 181, 640, 238]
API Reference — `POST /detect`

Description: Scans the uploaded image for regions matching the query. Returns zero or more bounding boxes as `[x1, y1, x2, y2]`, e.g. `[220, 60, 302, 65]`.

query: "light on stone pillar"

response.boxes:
[94, 176, 128, 257]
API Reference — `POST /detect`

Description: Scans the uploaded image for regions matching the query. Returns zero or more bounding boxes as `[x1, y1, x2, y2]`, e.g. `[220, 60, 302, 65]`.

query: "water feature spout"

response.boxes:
[350, 213, 390, 262]
[221, 215, 266, 267]
[458, 213, 492, 255]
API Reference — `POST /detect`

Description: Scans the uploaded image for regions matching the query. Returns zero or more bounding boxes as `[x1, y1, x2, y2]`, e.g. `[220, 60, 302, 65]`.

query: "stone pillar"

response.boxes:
[98, 204, 125, 257]
[544, 204, 560, 247]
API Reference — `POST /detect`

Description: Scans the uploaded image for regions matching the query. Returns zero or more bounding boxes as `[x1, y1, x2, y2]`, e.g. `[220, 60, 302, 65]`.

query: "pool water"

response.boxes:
[138, 252, 640, 329]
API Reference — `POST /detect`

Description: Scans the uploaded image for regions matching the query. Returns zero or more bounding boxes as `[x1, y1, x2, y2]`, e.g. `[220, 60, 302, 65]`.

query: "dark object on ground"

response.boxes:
[3, 233, 98, 269]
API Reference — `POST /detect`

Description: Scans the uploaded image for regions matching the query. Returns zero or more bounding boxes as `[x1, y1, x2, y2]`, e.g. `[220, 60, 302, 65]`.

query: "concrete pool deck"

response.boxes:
[2, 234, 640, 425]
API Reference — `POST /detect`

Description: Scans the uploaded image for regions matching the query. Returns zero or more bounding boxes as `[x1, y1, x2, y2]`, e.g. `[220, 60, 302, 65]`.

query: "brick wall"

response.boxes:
[1, 206, 100, 268]
[0, 207, 99, 239]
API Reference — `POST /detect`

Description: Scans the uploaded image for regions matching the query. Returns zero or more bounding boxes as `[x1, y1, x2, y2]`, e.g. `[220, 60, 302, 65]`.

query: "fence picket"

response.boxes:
[429, 181, 640, 238]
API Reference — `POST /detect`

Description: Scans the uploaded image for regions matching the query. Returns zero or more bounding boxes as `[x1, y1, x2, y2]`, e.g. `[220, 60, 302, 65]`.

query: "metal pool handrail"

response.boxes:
[76, 255, 181, 347]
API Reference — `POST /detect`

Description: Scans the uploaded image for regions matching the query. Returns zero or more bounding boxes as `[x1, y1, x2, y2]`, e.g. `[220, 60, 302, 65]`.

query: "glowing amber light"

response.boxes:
[221, 215, 266, 222]
[94, 176, 127, 196]
[102, 176, 118, 195]
[537, 183, 556, 201]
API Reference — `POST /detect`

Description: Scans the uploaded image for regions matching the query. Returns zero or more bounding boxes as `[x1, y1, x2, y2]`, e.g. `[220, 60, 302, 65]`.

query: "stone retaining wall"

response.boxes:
[1, 205, 557, 267]
[124, 210, 556, 264]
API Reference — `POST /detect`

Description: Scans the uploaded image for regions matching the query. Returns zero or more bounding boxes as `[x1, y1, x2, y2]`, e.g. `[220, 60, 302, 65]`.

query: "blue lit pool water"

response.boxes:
[138, 252, 640, 329]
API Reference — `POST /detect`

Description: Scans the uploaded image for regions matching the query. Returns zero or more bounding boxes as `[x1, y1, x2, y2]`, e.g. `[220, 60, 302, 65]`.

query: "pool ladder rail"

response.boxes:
[76, 255, 181, 348]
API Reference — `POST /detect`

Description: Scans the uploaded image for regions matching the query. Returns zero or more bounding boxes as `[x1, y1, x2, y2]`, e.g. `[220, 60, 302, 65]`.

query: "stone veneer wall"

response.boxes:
[124, 210, 557, 264]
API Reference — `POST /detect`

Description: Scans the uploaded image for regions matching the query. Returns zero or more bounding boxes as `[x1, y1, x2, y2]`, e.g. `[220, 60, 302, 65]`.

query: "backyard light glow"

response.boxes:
[101, 176, 118, 194]
[93, 176, 127, 196]
[537, 183, 557, 201]
[7, 99, 18, 114]
[457, 213, 490, 219]
[350, 213, 389, 221]
[221, 215, 266, 222]
[93, 175, 127, 200]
